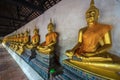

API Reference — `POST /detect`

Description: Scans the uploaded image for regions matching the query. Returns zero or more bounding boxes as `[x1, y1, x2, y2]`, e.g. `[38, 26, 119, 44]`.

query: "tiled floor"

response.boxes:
[0, 45, 28, 80]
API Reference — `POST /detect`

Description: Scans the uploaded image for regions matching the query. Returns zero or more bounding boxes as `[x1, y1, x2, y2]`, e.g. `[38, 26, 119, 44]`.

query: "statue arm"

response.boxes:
[47, 40, 56, 47]
[47, 35, 58, 48]
[84, 32, 112, 57]
[66, 29, 83, 57]
[37, 36, 40, 44]
[46, 33, 58, 47]
[66, 27, 86, 57]
[71, 28, 85, 52]
[38, 38, 56, 48]
[78, 28, 83, 43]
[96, 32, 112, 53]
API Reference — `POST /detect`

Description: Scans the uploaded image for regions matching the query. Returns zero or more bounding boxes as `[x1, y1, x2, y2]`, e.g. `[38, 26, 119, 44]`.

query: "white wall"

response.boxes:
[8, 0, 120, 62]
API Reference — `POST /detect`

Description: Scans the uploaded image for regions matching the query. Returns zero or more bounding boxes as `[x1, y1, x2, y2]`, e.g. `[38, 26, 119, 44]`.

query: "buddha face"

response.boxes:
[33, 29, 38, 34]
[20, 33, 23, 37]
[86, 10, 98, 24]
[47, 24, 53, 32]
[25, 31, 29, 36]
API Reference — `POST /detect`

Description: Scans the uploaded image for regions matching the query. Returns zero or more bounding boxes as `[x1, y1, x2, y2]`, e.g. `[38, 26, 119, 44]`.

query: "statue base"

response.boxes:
[28, 50, 55, 80]
[21, 48, 32, 62]
[62, 59, 120, 80]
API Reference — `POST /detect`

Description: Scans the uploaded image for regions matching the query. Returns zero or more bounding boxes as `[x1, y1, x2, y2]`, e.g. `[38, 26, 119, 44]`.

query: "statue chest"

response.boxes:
[82, 27, 103, 52]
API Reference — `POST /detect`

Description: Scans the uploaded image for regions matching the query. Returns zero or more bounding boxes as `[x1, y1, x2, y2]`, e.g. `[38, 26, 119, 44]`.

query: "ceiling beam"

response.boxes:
[17, 6, 20, 19]
[0, 31, 13, 35]
[0, 28, 16, 31]
[0, 32, 12, 37]
[19, 14, 27, 17]
[3, 0, 44, 13]
[0, 34, 9, 37]
[0, 25, 14, 27]
[0, 30, 15, 36]
[25, 10, 34, 21]
[0, 15, 26, 22]
[0, 24, 21, 30]
[53, 0, 57, 4]
[0, 26, 16, 29]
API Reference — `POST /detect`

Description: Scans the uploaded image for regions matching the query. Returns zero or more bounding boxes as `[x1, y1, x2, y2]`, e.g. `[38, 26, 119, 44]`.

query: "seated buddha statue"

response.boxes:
[37, 19, 58, 54]
[14, 34, 20, 51]
[12, 35, 17, 49]
[27, 27, 40, 49]
[3, 37, 7, 44]
[16, 33, 24, 55]
[9, 36, 14, 49]
[26, 27, 40, 61]
[14, 35, 17, 43]
[20, 33, 24, 44]
[23, 30, 30, 48]
[66, 0, 112, 61]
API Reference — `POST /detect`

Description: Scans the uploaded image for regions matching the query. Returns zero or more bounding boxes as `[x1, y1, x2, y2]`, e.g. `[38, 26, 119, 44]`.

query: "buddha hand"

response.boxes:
[66, 50, 74, 58]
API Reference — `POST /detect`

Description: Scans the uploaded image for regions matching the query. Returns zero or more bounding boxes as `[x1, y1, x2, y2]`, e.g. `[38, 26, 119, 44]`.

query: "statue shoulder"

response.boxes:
[46, 33, 49, 36]
[98, 23, 112, 30]
[51, 32, 58, 36]
[79, 27, 87, 33]
[53, 32, 58, 35]
[37, 34, 40, 37]
[52, 32, 58, 38]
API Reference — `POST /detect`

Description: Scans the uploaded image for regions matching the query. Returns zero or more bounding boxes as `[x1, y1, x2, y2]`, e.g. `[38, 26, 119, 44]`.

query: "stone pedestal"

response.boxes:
[21, 48, 32, 62]
[29, 50, 55, 80]
[62, 59, 120, 80]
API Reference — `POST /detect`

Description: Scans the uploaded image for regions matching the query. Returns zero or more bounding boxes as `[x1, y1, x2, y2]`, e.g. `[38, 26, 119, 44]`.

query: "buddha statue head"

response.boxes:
[33, 27, 39, 35]
[86, 0, 99, 25]
[47, 19, 54, 33]
[15, 34, 17, 42]
[13, 35, 16, 42]
[20, 33, 24, 37]
[24, 30, 29, 36]
[17, 34, 20, 42]
[20, 33, 24, 42]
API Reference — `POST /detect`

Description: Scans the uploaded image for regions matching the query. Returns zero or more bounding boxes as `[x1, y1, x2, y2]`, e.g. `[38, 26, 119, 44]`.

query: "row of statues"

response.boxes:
[3, 0, 120, 78]
[3, 19, 58, 55]
[3, 0, 118, 62]
[2, 0, 116, 60]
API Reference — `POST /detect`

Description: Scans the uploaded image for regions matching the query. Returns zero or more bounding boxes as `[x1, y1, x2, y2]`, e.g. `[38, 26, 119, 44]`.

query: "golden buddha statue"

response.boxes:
[9, 37, 12, 47]
[65, 0, 120, 79]
[37, 19, 58, 54]
[17, 34, 21, 43]
[23, 30, 30, 45]
[3, 37, 7, 44]
[14, 35, 17, 43]
[20, 33, 24, 43]
[16, 33, 24, 55]
[16, 34, 19, 43]
[12, 35, 17, 49]
[27, 27, 40, 49]
[66, 0, 112, 59]
[13, 34, 20, 51]
[26, 27, 40, 61]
